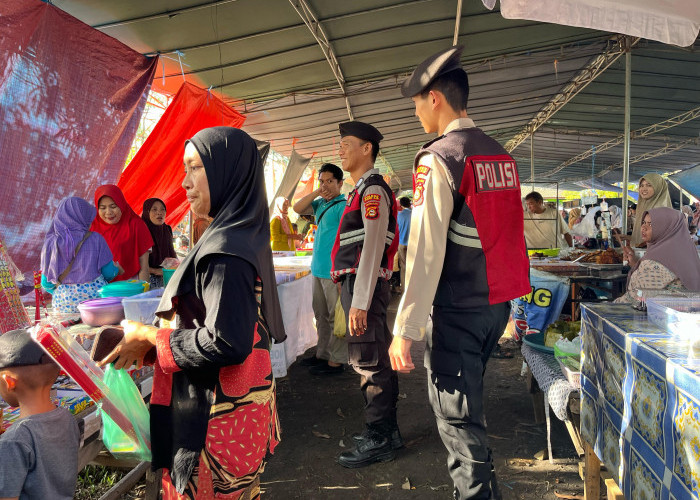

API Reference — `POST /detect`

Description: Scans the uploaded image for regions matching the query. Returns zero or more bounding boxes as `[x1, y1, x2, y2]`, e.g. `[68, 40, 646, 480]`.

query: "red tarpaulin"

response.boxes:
[0, 0, 157, 274]
[118, 82, 246, 225]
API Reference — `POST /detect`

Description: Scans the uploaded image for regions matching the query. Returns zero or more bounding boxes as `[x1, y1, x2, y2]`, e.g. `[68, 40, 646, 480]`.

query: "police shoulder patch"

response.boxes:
[363, 193, 381, 220]
[413, 164, 431, 207]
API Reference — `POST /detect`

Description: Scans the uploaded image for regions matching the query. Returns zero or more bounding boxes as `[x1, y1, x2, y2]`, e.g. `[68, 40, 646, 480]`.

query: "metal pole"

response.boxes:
[621, 48, 631, 234]
[453, 0, 463, 46]
[531, 132, 535, 192]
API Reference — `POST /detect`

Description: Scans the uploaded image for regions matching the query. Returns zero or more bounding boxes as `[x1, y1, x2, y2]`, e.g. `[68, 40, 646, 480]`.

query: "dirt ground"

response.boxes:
[260, 296, 585, 499]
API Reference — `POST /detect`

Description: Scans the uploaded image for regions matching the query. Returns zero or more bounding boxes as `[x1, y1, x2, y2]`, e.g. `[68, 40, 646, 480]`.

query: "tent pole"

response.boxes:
[621, 48, 631, 234]
[453, 0, 463, 46]
[531, 132, 535, 192]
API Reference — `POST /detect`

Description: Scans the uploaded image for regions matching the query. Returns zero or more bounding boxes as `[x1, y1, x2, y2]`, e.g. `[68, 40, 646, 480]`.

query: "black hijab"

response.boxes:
[141, 198, 177, 269]
[156, 127, 286, 343]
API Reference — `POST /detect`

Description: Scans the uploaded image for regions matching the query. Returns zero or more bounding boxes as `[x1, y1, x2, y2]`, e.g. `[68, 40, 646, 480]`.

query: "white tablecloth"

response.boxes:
[270, 274, 316, 378]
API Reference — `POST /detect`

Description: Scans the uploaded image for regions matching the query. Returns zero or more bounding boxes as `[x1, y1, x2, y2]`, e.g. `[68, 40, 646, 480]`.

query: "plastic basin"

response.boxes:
[99, 280, 149, 298]
[78, 297, 125, 327]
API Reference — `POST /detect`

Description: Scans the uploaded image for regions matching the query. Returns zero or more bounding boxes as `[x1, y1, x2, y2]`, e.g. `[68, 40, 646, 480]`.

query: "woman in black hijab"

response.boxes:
[101, 127, 285, 499]
[141, 198, 177, 289]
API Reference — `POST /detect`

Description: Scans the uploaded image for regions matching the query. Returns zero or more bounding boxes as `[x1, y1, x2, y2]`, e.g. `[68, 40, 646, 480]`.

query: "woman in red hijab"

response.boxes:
[91, 185, 153, 282]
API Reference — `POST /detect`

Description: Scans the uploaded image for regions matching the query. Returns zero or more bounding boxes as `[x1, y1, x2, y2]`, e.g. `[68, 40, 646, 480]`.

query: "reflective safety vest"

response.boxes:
[416, 127, 530, 307]
[330, 174, 398, 282]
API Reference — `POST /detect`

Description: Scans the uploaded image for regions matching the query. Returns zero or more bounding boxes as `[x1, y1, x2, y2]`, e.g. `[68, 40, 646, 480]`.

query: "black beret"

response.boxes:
[338, 121, 383, 145]
[0, 329, 49, 370]
[401, 46, 464, 98]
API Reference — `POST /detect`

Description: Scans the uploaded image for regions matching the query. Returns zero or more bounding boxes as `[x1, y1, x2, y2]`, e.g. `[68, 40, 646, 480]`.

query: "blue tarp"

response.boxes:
[574, 179, 639, 201]
[669, 165, 700, 200]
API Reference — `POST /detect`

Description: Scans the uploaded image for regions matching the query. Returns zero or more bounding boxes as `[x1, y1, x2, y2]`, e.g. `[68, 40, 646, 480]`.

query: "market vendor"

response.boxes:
[616, 207, 700, 303]
[141, 198, 177, 289]
[628, 173, 671, 247]
[270, 197, 303, 251]
[524, 191, 573, 248]
[40, 197, 123, 313]
[100, 127, 285, 499]
[91, 185, 153, 282]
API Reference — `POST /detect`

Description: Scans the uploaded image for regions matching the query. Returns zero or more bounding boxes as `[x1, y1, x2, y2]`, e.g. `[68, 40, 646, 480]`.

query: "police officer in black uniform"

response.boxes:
[330, 121, 402, 468]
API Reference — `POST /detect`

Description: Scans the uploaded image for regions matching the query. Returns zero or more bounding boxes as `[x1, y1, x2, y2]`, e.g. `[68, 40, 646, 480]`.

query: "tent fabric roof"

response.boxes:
[54, 0, 700, 190]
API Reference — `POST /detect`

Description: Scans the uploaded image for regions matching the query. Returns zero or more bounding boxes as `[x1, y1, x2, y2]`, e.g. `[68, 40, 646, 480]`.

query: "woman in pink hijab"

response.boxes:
[617, 207, 700, 303]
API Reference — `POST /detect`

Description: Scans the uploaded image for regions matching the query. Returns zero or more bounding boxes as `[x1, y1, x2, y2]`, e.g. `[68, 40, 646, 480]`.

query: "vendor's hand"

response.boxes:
[150, 267, 163, 276]
[293, 234, 305, 240]
[622, 245, 637, 267]
[389, 336, 414, 373]
[348, 307, 368, 336]
[614, 234, 630, 246]
[99, 320, 157, 370]
[115, 262, 125, 276]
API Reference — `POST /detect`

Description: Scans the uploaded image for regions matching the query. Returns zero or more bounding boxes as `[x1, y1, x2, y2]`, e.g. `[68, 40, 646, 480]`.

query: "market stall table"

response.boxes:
[271, 255, 316, 378]
[580, 303, 700, 500]
[529, 260, 628, 320]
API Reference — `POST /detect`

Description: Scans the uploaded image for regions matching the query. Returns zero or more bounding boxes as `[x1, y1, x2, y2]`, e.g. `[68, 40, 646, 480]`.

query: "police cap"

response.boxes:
[338, 121, 383, 146]
[401, 45, 464, 98]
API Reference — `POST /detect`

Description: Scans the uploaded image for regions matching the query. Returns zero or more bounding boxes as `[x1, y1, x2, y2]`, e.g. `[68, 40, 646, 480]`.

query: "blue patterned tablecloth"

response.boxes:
[580, 303, 700, 500]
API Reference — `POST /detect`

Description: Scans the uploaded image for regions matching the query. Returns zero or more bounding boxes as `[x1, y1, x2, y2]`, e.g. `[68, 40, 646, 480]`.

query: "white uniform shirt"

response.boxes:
[393, 118, 476, 342]
[351, 168, 392, 311]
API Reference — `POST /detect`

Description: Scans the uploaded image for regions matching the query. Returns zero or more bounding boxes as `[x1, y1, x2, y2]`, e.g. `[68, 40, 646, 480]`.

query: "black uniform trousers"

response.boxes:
[427, 301, 510, 500]
[340, 274, 399, 430]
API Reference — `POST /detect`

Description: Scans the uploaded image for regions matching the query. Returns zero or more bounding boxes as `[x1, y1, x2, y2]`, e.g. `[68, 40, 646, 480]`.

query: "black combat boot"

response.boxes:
[338, 425, 395, 468]
[351, 427, 403, 449]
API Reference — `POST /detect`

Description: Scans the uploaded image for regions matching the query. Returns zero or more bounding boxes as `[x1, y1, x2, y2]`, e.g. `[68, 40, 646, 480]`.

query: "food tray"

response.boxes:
[578, 263, 624, 269]
[522, 332, 554, 354]
[646, 297, 700, 338]
[556, 357, 581, 388]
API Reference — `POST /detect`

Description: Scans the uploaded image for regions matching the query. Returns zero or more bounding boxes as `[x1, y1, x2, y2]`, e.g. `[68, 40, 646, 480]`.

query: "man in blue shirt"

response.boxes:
[293, 163, 348, 375]
[395, 197, 412, 293]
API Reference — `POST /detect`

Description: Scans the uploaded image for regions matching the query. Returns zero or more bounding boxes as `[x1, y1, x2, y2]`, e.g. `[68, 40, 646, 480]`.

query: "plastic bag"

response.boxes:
[160, 257, 180, 269]
[333, 296, 346, 338]
[101, 364, 152, 461]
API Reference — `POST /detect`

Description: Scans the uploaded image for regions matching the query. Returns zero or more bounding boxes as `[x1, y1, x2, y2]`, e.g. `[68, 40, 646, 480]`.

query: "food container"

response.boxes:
[646, 296, 700, 338]
[556, 357, 581, 388]
[527, 248, 560, 258]
[98, 280, 149, 298]
[121, 289, 164, 325]
[77, 297, 125, 327]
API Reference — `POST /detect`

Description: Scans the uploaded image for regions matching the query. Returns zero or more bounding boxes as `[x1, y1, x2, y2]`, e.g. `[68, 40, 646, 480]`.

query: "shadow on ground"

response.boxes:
[261, 295, 584, 499]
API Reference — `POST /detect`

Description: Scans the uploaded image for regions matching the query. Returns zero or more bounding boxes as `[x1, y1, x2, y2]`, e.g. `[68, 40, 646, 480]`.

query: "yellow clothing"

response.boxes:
[270, 216, 297, 251]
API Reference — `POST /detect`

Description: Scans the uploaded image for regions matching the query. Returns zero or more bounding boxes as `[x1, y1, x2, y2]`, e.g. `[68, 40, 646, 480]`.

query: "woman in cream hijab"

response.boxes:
[630, 173, 671, 246]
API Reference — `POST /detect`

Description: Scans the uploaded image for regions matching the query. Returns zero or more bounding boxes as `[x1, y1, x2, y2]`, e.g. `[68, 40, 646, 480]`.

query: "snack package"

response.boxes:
[160, 257, 180, 269]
